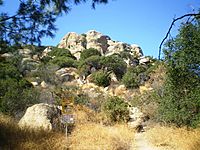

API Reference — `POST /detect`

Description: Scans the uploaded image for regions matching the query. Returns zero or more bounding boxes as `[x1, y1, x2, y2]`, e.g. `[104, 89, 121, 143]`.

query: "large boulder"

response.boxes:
[18, 103, 61, 131]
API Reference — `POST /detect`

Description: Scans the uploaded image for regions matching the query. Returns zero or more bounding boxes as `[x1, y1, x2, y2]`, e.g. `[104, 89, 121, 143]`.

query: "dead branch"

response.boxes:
[158, 13, 200, 60]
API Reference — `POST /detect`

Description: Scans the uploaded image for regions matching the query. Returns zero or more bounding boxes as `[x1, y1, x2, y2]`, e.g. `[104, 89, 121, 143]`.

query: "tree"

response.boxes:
[100, 55, 127, 80]
[80, 48, 101, 60]
[158, 18, 200, 127]
[0, 61, 39, 117]
[0, 0, 109, 46]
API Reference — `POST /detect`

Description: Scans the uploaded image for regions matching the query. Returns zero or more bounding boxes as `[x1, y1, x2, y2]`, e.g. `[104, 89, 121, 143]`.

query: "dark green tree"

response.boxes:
[100, 55, 127, 80]
[0, 0, 108, 46]
[158, 18, 200, 127]
[80, 48, 101, 60]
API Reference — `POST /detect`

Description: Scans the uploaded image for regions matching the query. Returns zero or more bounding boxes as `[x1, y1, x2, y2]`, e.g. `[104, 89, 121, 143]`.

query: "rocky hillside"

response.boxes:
[1, 30, 162, 124]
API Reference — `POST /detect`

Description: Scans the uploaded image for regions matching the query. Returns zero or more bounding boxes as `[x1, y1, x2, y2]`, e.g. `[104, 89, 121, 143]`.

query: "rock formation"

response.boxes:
[58, 30, 143, 59]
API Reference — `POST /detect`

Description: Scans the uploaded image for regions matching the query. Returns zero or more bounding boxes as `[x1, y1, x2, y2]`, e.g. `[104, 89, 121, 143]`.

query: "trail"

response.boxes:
[133, 132, 161, 150]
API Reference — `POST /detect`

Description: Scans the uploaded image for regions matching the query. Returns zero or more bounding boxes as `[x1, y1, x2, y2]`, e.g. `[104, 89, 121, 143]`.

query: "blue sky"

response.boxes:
[2, 0, 200, 58]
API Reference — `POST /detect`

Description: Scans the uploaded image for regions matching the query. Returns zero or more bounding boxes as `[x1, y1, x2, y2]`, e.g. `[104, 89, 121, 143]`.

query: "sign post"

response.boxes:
[61, 97, 75, 136]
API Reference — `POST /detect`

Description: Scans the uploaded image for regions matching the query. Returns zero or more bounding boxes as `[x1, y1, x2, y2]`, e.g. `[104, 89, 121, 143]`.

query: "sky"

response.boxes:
[2, 0, 200, 58]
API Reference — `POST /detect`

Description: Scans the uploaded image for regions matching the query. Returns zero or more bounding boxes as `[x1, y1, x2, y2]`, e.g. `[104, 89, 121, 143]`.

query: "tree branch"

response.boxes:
[0, 14, 19, 23]
[158, 13, 200, 60]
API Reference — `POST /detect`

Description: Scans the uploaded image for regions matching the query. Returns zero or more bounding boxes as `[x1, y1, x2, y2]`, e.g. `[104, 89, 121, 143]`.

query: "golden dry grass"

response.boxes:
[145, 125, 200, 150]
[70, 123, 134, 150]
[0, 113, 68, 150]
[70, 105, 135, 150]
[0, 107, 135, 150]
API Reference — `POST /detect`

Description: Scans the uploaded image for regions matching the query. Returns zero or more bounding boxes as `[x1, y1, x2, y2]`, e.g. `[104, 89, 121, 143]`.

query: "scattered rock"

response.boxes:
[128, 106, 149, 132]
[41, 46, 52, 58]
[18, 103, 61, 131]
[139, 56, 150, 64]
[1, 53, 13, 58]
[114, 84, 126, 96]
[31, 81, 39, 86]
[55, 67, 79, 82]
[41, 81, 48, 88]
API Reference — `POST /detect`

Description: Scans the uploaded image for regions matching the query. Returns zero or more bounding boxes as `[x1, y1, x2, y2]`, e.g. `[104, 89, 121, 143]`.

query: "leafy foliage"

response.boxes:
[0, 61, 39, 117]
[78, 55, 102, 77]
[100, 55, 127, 80]
[0, 0, 108, 45]
[48, 47, 75, 59]
[158, 19, 200, 127]
[122, 65, 150, 89]
[50, 56, 77, 68]
[80, 48, 101, 60]
[91, 70, 111, 87]
[102, 96, 129, 123]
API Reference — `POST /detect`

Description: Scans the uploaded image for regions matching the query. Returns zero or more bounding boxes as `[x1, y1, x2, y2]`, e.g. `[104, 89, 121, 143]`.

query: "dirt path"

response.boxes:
[133, 132, 161, 150]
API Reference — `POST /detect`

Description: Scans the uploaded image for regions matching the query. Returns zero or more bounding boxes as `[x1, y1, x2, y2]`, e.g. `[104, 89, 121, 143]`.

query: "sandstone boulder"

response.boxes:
[18, 103, 61, 131]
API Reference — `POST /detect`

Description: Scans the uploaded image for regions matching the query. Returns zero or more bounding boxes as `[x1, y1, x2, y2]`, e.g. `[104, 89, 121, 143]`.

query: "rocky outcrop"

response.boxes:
[18, 103, 61, 131]
[58, 30, 143, 59]
[55, 67, 79, 82]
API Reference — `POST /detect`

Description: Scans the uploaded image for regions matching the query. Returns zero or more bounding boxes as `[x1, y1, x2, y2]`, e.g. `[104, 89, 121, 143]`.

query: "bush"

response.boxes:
[48, 47, 75, 59]
[0, 77, 39, 117]
[100, 55, 127, 80]
[0, 62, 21, 79]
[50, 56, 77, 68]
[77, 55, 102, 78]
[102, 96, 129, 123]
[122, 68, 139, 89]
[122, 65, 149, 89]
[80, 48, 101, 60]
[91, 70, 111, 87]
[74, 94, 90, 106]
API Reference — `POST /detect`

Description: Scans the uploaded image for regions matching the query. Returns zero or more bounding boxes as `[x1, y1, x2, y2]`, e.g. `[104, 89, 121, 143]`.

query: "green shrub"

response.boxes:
[0, 78, 39, 117]
[91, 70, 111, 87]
[80, 48, 101, 60]
[77, 55, 102, 78]
[48, 47, 75, 59]
[100, 55, 127, 80]
[34, 64, 60, 85]
[0, 62, 21, 79]
[50, 56, 77, 68]
[74, 94, 89, 106]
[122, 65, 149, 89]
[102, 96, 129, 123]
[122, 68, 139, 89]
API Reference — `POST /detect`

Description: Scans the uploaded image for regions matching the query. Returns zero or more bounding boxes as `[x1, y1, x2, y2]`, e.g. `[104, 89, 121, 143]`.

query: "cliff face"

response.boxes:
[58, 30, 143, 59]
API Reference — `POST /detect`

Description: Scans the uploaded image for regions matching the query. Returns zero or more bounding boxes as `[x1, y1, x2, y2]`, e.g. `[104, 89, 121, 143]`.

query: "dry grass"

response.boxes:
[0, 114, 68, 150]
[70, 123, 134, 150]
[146, 125, 200, 150]
[70, 105, 135, 150]
[0, 107, 135, 150]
